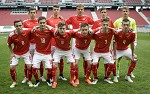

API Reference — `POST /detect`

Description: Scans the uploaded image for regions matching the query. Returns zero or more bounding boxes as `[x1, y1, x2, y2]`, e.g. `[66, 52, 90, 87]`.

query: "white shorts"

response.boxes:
[115, 48, 133, 60]
[92, 51, 114, 64]
[10, 52, 32, 66]
[29, 43, 35, 52]
[32, 51, 53, 68]
[74, 47, 91, 60]
[53, 48, 75, 63]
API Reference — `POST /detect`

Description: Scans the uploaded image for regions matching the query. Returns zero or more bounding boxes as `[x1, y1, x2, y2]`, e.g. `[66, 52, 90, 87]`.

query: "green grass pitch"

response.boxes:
[0, 32, 150, 94]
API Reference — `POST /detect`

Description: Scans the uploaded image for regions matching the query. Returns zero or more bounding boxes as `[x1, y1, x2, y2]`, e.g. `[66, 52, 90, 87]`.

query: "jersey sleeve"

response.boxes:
[7, 34, 13, 46]
[131, 33, 135, 43]
[88, 17, 94, 25]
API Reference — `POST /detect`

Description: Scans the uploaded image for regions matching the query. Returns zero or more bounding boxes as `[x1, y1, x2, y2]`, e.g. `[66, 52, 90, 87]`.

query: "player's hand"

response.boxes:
[59, 15, 64, 20]
[108, 27, 117, 33]
[31, 26, 39, 32]
[129, 28, 134, 32]
[54, 28, 59, 36]
[74, 29, 80, 32]
[10, 53, 15, 61]
[132, 54, 138, 62]
[45, 25, 53, 30]
[88, 28, 94, 34]
[113, 55, 117, 60]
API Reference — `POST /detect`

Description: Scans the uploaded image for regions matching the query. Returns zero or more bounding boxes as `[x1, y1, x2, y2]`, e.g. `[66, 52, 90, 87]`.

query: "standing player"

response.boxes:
[8, 19, 33, 88]
[114, 6, 137, 78]
[91, 18, 117, 84]
[51, 22, 76, 88]
[46, 5, 67, 81]
[92, 7, 115, 79]
[31, 16, 53, 87]
[66, 4, 94, 79]
[113, 18, 138, 83]
[73, 23, 96, 85]
[23, 7, 46, 83]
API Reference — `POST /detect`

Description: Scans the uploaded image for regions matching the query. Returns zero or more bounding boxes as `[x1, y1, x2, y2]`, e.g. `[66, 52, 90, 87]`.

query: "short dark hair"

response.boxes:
[14, 19, 22, 26]
[80, 23, 89, 28]
[102, 18, 109, 22]
[38, 16, 46, 23]
[98, 7, 107, 12]
[58, 22, 66, 28]
[53, 5, 60, 9]
[28, 7, 37, 13]
[122, 18, 130, 22]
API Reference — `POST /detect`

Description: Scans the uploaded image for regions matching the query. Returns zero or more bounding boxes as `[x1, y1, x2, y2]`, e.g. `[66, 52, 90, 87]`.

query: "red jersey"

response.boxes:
[74, 32, 94, 50]
[114, 29, 135, 50]
[54, 30, 74, 51]
[33, 29, 53, 54]
[92, 18, 114, 29]
[7, 29, 31, 55]
[66, 15, 94, 29]
[47, 17, 64, 46]
[23, 19, 38, 43]
[93, 29, 114, 53]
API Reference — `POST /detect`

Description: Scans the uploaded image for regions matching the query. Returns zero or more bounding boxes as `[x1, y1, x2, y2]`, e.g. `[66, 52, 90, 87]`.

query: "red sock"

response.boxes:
[127, 61, 136, 76]
[70, 63, 76, 82]
[40, 62, 44, 77]
[104, 64, 108, 77]
[86, 66, 91, 79]
[75, 66, 79, 79]
[106, 64, 113, 78]
[10, 69, 17, 82]
[47, 68, 52, 80]
[27, 68, 32, 81]
[92, 64, 98, 79]
[113, 62, 116, 76]
[32, 67, 39, 80]
[83, 60, 87, 76]
[24, 64, 27, 77]
[59, 59, 64, 75]
[52, 66, 57, 83]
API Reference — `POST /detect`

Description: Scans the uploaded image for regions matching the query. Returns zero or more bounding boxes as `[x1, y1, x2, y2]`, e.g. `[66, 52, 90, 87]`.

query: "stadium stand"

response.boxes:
[72, 0, 92, 3]
[5, 0, 16, 3]
[95, 0, 114, 6]
[39, 0, 61, 4]
[24, 0, 35, 3]
[122, 0, 143, 5]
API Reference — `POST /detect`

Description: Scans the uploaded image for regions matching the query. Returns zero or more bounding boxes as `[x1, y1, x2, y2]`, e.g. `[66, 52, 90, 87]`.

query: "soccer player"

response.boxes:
[31, 16, 53, 87]
[46, 5, 67, 81]
[92, 7, 115, 79]
[66, 4, 94, 79]
[73, 23, 96, 85]
[114, 6, 137, 78]
[91, 18, 117, 84]
[8, 19, 33, 88]
[23, 7, 46, 83]
[51, 22, 76, 88]
[113, 18, 138, 83]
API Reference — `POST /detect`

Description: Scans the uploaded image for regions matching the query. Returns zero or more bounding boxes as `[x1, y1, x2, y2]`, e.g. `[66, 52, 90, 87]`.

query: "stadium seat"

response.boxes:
[122, 0, 142, 5]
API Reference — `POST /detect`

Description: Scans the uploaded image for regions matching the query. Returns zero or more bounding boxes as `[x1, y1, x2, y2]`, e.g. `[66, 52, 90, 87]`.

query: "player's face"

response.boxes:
[122, 9, 129, 17]
[76, 6, 84, 16]
[100, 10, 107, 18]
[14, 22, 23, 32]
[29, 10, 37, 19]
[122, 21, 130, 31]
[102, 21, 109, 29]
[81, 26, 89, 36]
[39, 19, 46, 29]
[53, 7, 60, 16]
[58, 26, 66, 35]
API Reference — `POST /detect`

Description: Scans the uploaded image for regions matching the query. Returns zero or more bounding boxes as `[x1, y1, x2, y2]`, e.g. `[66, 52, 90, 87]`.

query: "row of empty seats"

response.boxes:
[123, 0, 142, 5]
[39, 0, 61, 4]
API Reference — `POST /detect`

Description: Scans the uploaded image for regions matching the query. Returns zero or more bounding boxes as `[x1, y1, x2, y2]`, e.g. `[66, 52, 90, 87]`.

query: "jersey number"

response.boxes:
[41, 38, 45, 43]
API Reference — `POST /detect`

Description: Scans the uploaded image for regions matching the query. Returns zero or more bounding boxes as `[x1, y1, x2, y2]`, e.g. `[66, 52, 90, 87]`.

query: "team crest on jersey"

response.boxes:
[123, 40, 126, 44]
[61, 41, 64, 44]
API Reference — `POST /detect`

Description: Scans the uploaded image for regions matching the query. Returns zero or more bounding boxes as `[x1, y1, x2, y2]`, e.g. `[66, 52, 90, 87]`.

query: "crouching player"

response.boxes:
[91, 18, 118, 84]
[7, 19, 33, 88]
[51, 22, 76, 88]
[31, 16, 54, 87]
[113, 18, 138, 83]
